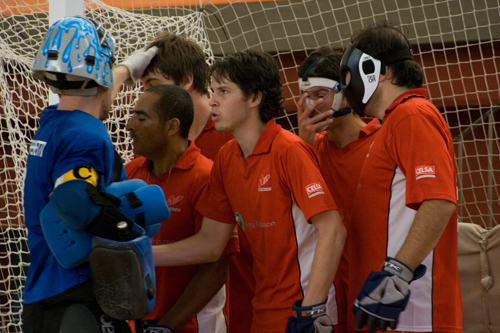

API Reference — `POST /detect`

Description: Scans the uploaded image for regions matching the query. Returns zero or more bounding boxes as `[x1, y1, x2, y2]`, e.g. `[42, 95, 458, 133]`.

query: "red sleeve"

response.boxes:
[279, 140, 337, 221]
[195, 152, 236, 224]
[387, 103, 457, 210]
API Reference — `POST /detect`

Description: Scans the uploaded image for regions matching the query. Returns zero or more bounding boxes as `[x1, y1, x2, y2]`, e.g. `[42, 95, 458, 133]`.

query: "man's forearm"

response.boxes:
[111, 66, 130, 100]
[396, 199, 456, 270]
[303, 209, 346, 306]
[158, 254, 231, 330]
[153, 217, 235, 267]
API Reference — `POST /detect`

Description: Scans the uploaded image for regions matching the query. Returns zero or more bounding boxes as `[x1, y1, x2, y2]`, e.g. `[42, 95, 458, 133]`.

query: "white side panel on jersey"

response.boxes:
[291, 198, 338, 324]
[196, 284, 228, 333]
[388, 166, 434, 331]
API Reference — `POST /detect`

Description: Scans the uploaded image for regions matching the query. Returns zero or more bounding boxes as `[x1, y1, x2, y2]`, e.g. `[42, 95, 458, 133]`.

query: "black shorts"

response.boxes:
[23, 280, 132, 333]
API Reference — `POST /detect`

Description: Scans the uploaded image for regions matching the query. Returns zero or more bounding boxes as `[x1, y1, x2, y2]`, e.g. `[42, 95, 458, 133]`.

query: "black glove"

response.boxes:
[285, 299, 334, 333]
[353, 257, 426, 332]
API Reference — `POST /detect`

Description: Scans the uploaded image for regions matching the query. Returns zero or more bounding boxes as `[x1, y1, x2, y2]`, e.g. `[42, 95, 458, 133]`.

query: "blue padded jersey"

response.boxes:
[23, 105, 126, 304]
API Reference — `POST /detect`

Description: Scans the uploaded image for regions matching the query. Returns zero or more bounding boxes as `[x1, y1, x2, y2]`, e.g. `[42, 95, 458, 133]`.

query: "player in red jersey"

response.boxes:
[340, 21, 463, 333]
[125, 84, 238, 332]
[296, 46, 381, 333]
[153, 50, 346, 333]
[114, 31, 233, 161]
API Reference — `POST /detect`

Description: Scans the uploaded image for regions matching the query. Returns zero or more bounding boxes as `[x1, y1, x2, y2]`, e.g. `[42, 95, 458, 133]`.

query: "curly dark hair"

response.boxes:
[209, 49, 285, 123]
[350, 21, 423, 89]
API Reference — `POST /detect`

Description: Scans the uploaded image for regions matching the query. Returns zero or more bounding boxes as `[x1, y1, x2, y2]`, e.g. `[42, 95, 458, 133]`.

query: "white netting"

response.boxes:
[1, 0, 499, 331]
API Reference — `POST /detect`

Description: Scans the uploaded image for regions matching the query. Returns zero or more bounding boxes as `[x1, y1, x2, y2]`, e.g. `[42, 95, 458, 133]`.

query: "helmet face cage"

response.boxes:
[86, 17, 116, 66]
[32, 16, 115, 94]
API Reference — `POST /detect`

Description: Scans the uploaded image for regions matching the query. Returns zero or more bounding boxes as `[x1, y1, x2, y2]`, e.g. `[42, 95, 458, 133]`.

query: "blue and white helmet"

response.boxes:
[33, 16, 115, 96]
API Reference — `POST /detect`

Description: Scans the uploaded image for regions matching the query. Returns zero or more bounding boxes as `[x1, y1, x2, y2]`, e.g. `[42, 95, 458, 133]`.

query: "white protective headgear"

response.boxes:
[32, 16, 115, 96]
[298, 57, 349, 117]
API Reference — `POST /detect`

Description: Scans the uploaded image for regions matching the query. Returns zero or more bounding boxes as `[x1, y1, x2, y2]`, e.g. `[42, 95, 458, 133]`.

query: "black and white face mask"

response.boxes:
[340, 44, 382, 116]
[340, 43, 414, 116]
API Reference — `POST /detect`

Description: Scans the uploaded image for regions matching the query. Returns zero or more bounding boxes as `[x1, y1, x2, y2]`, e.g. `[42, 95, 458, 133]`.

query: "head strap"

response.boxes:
[301, 58, 322, 81]
[380, 48, 413, 74]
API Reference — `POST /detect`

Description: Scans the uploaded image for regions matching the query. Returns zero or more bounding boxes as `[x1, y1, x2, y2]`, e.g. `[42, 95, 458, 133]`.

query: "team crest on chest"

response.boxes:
[167, 194, 184, 212]
[258, 174, 272, 192]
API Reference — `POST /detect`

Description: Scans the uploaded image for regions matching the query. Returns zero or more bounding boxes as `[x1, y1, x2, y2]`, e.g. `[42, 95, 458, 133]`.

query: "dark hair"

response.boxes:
[298, 46, 343, 81]
[210, 49, 285, 123]
[145, 84, 194, 139]
[351, 21, 423, 89]
[144, 31, 209, 94]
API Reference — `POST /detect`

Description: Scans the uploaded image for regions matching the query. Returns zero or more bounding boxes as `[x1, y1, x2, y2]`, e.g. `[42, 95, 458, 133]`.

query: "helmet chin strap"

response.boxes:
[332, 107, 352, 118]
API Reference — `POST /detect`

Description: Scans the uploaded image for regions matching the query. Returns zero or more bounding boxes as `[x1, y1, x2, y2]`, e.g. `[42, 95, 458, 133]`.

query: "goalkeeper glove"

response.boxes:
[142, 320, 174, 333]
[118, 46, 158, 86]
[285, 299, 334, 333]
[353, 257, 426, 332]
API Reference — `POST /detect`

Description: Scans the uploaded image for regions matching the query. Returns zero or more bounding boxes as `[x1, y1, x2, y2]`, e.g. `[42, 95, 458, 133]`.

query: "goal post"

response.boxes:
[0, 0, 499, 331]
[47, 0, 84, 104]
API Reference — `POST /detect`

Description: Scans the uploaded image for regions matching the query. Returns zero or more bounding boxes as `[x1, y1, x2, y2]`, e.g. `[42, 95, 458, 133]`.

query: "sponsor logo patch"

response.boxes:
[415, 165, 436, 180]
[305, 182, 324, 198]
[29, 140, 47, 157]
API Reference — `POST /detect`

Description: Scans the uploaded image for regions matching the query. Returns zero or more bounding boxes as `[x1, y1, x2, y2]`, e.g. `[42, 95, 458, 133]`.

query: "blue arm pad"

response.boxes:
[50, 178, 170, 238]
[49, 179, 102, 232]
[40, 202, 93, 269]
[44, 178, 169, 269]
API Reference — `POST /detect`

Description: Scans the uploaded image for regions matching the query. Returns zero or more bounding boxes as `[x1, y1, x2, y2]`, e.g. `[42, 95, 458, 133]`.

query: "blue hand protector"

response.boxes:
[104, 179, 170, 237]
[353, 257, 427, 332]
[89, 235, 156, 320]
[286, 299, 334, 333]
[40, 202, 93, 269]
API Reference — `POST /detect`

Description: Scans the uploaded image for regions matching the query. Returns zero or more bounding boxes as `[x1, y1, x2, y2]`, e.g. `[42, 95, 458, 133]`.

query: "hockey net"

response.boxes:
[0, 0, 499, 331]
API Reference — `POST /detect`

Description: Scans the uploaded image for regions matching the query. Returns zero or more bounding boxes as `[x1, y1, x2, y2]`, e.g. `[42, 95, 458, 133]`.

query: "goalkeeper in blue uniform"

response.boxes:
[23, 16, 169, 333]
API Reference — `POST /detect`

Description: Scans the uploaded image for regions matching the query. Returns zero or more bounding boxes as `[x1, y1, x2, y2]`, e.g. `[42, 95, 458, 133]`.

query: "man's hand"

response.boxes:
[118, 46, 158, 85]
[353, 257, 426, 332]
[297, 93, 334, 146]
[285, 299, 334, 333]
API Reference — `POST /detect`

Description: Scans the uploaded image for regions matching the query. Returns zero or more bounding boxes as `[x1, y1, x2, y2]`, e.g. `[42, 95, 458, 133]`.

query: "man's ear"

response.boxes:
[97, 85, 110, 94]
[165, 118, 181, 136]
[181, 73, 194, 91]
[379, 66, 391, 82]
[249, 91, 263, 108]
